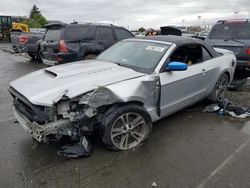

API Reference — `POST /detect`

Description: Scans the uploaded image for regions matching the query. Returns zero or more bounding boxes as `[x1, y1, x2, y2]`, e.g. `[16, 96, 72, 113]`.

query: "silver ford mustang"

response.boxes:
[9, 36, 236, 150]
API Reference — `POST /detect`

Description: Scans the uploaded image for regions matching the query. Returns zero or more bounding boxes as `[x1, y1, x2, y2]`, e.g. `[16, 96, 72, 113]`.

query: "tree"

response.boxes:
[138, 27, 146, 32]
[30, 5, 41, 19]
[22, 4, 47, 28]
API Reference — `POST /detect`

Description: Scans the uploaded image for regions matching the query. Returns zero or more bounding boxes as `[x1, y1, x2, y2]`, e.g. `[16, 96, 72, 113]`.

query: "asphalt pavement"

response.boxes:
[0, 42, 250, 188]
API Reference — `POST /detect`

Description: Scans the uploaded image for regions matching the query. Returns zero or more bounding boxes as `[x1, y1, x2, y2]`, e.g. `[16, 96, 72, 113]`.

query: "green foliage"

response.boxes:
[138, 27, 146, 32]
[23, 4, 47, 28]
[30, 5, 41, 19]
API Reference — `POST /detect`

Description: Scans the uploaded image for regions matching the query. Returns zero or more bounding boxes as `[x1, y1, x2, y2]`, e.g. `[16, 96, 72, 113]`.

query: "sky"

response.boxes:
[0, 0, 249, 30]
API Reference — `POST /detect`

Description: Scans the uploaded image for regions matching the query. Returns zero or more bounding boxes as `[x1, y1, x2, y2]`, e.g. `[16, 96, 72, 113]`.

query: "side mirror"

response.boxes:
[165, 61, 188, 71]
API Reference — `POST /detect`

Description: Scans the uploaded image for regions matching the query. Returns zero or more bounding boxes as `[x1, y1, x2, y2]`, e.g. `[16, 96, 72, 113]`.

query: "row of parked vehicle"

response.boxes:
[11, 22, 134, 65]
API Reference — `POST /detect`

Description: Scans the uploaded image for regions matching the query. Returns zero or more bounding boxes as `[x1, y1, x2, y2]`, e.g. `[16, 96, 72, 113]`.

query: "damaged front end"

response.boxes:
[8, 85, 122, 143]
[8, 89, 78, 142]
[9, 74, 160, 143]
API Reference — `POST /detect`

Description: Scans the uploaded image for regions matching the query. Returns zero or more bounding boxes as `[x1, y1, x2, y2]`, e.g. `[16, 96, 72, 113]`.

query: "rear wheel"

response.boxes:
[102, 104, 152, 151]
[36, 51, 42, 63]
[208, 73, 229, 102]
[28, 52, 36, 60]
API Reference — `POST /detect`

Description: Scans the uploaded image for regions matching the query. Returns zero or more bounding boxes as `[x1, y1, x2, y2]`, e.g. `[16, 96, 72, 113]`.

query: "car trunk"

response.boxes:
[41, 24, 65, 55]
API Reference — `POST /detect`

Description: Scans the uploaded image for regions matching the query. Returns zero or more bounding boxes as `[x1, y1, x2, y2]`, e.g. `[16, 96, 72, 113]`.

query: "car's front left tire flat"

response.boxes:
[101, 104, 152, 151]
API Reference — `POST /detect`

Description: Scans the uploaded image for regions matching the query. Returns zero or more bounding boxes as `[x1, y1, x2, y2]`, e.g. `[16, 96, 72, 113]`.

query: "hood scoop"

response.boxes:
[44, 69, 57, 77]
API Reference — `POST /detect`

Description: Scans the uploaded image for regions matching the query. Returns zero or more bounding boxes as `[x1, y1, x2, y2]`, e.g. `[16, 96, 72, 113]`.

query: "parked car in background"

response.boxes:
[132, 31, 146, 37]
[11, 31, 45, 60]
[40, 22, 134, 66]
[198, 31, 209, 39]
[205, 19, 250, 88]
[9, 36, 236, 150]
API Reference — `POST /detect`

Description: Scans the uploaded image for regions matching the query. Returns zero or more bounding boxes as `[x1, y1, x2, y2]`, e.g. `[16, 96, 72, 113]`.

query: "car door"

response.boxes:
[159, 44, 212, 117]
[94, 26, 116, 49]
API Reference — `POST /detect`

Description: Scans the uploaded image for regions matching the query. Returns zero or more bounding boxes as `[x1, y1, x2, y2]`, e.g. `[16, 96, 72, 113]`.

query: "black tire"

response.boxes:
[101, 104, 152, 151]
[36, 51, 42, 63]
[28, 52, 36, 60]
[84, 54, 97, 60]
[208, 73, 229, 102]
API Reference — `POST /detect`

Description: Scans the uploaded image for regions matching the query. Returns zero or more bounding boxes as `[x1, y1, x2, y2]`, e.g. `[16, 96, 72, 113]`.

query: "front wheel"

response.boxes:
[208, 73, 229, 102]
[102, 104, 152, 151]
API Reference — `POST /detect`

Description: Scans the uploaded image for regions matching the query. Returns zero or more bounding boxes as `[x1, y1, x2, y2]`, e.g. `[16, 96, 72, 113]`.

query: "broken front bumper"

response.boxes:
[14, 108, 70, 142]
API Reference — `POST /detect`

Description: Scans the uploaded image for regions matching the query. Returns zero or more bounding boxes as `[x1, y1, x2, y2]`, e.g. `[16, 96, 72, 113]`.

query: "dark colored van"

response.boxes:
[205, 19, 250, 87]
[40, 23, 134, 66]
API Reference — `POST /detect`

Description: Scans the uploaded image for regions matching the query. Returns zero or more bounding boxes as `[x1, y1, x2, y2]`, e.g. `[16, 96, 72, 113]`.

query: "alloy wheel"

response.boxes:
[111, 112, 147, 150]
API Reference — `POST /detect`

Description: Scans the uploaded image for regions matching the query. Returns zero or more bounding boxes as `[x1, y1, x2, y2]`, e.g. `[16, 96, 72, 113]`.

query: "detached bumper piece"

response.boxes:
[57, 136, 93, 158]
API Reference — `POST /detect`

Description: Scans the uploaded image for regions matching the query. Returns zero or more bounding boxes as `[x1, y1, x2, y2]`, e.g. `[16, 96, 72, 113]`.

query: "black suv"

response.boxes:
[205, 19, 250, 87]
[40, 23, 134, 65]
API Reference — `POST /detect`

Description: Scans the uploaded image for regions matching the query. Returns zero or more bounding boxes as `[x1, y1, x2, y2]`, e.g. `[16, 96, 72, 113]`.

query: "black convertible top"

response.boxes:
[133, 35, 220, 57]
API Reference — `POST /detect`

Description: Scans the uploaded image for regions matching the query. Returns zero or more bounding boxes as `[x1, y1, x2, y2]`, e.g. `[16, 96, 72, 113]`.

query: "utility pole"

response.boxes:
[197, 15, 201, 27]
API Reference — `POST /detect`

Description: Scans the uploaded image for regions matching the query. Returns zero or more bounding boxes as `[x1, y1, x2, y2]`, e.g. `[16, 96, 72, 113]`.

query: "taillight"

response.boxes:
[246, 48, 250, 55]
[19, 36, 28, 45]
[59, 40, 68, 53]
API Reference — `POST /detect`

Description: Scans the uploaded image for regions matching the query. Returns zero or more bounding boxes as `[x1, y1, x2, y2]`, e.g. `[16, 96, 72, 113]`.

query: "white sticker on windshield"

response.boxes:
[146, 46, 165, 52]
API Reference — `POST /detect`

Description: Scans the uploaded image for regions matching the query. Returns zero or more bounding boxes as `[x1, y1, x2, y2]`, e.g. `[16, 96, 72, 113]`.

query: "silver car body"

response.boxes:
[9, 37, 236, 142]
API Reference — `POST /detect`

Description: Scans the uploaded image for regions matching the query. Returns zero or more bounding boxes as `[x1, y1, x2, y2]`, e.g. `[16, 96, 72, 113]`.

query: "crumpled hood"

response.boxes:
[10, 60, 145, 106]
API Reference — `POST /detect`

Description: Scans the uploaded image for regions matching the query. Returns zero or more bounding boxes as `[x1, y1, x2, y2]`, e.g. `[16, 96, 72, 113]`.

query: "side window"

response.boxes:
[114, 28, 133, 40]
[185, 45, 203, 65]
[95, 27, 102, 40]
[7, 17, 12, 24]
[169, 46, 187, 63]
[65, 26, 91, 40]
[95, 27, 114, 41]
[202, 47, 212, 61]
[1, 17, 7, 25]
[169, 45, 204, 66]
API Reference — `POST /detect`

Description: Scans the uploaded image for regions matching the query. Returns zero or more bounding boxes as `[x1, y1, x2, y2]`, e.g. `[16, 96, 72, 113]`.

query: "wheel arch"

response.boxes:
[97, 100, 145, 115]
[224, 71, 230, 82]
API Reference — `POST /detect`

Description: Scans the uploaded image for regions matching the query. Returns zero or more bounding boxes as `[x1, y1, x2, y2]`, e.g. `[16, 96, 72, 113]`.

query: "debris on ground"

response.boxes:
[57, 136, 93, 158]
[204, 98, 250, 119]
[152, 182, 158, 187]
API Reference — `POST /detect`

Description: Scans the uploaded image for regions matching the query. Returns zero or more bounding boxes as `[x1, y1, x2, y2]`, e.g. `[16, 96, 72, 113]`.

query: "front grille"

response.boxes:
[14, 99, 35, 122]
[9, 87, 49, 125]
[214, 45, 242, 55]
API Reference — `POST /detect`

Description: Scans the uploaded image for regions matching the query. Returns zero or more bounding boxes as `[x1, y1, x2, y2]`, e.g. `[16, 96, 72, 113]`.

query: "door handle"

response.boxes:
[202, 69, 206, 72]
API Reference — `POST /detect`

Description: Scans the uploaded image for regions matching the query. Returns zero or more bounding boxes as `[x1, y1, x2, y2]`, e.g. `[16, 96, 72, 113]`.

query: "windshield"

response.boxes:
[97, 40, 170, 74]
[209, 23, 250, 39]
